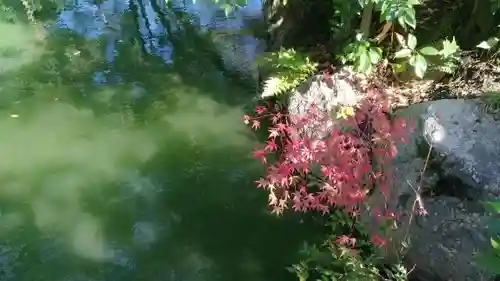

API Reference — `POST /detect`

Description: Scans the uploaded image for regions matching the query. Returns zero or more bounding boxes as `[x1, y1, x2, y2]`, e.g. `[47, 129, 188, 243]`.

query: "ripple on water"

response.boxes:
[132, 221, 157, 250]
[61, 274, 100, 281]
[107, 247, 135, 270]
[227, 168, 247, 183]
[118, 169, 164, 202]
[0, 244, 23, 280]
[39, 235, 65, 263]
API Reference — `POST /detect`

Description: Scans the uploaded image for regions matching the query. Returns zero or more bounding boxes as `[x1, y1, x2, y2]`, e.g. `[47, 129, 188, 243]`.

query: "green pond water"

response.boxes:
[0, 1, 321, 280]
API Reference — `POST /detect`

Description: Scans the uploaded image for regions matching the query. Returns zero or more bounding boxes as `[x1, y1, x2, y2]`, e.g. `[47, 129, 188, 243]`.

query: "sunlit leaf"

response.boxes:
[358, 48, 371, 73]
[407, 33, 417, 50]
[369, 47, 382, 64]
[483, 201, 500, 213]
[394, 48, 412, 59]
[413, 54, 427, 78]
[397, 15, 406, 29]
[261, 76, 285, 98]
[477, 37, 499, 50]
[419, 46, 440, 56]
[403, 8, 416, 29]
[491, 237, 500, 250]
[441, 37, 460, 58]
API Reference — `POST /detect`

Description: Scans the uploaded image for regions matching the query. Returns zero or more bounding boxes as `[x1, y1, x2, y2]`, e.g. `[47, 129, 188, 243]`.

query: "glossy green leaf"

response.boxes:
[394, 48, 412, 59]
[380, 1, 389, 17]
[491, 237, 500, 250]
[477, 37, 499, 50]
[369, 47, 382, 64]
[413, 54, 427, 78]
[358, 49, 371, 73]
[407, 33, 417, 50]
[404, 8, 417, 29]
[483, 201, 500, 213]
[397, 16, 406, 29]
[419, 46, 440, 56]
[409, 55, 416, 66]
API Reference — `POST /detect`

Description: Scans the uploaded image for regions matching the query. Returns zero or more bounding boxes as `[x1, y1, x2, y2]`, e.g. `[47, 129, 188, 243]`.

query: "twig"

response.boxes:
[406, 264, 417, 278]
[401, 143, 433, 254]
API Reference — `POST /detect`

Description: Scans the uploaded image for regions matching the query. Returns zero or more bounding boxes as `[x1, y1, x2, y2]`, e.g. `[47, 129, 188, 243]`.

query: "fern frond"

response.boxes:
[257, 48, 317, 98]
[262, 76, 288, 98]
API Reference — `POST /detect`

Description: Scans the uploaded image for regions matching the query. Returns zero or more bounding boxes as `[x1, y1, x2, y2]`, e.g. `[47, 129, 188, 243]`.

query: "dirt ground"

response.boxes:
[390, 51, 500, 101]
[309, 42, 500, 112]
[308, 0, 500, 109]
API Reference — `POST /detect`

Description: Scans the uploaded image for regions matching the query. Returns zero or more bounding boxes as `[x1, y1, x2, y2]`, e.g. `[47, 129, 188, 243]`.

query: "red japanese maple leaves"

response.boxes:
[245, 85, 411, 222]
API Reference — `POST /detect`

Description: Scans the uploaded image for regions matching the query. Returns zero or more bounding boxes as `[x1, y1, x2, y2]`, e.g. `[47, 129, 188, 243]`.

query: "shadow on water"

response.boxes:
[0, 0, 323, 280]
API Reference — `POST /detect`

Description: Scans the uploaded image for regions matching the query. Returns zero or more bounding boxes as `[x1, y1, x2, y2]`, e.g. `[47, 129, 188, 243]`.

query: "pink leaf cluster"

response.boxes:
[244, 84, 411, 222]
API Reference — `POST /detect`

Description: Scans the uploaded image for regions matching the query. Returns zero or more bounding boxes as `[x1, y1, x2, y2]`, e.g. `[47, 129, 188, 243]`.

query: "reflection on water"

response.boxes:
[0, 0, 320, 280]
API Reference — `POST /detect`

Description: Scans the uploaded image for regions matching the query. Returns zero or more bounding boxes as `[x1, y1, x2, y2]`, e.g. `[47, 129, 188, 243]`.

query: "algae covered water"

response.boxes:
[0, 0, 318, 280]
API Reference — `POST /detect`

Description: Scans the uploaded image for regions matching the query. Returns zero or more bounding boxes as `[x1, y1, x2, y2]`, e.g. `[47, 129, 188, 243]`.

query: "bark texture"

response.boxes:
[263, 0, 333, 50]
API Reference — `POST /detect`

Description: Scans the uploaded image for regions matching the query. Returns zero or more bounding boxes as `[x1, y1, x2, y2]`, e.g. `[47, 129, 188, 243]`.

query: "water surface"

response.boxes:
[0, 0, 319, 280]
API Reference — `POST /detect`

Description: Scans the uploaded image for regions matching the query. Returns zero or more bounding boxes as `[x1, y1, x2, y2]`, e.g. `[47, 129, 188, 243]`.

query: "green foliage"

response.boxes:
[288, 211, 408, 281]
[474, 201, 500, 274]
[476, 1, 500, 52]
[290, 243, 383, 281]
[332, 0, 464, 78]
[477, 36, 500, 50]
[374, 0, 419, 29]
[255, 48, 317, 98]
[340, 33, 382, 74]
[392, 36, 460, 78]
[346, 0, 422, 74]
[476, 24, 500, 56]
[329, 0, 361, 44]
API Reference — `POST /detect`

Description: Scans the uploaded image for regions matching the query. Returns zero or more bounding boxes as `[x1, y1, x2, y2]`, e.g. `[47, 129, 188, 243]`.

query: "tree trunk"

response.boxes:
[263, 0, 333, 51]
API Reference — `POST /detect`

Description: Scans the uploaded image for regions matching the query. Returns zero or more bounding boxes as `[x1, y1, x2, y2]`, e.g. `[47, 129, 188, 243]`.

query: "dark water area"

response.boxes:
[0, 0, 322, 280]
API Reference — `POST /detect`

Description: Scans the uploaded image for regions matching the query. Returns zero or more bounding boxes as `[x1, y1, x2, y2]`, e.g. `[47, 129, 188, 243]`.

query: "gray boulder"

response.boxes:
[403, 196, 494, 281]
[287, 67, 364, 139]
[396, 99, 500, 200]
[373, 99, 500, 281]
